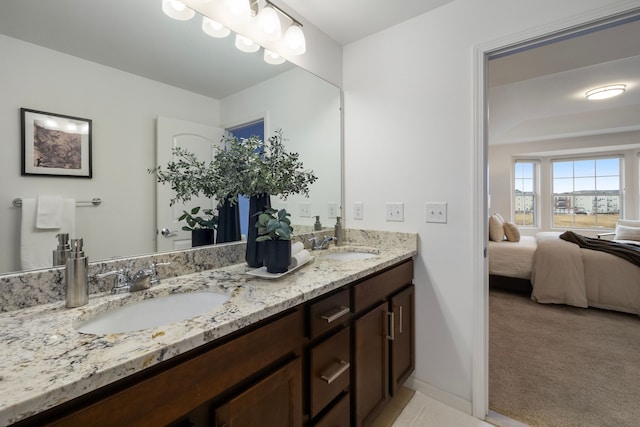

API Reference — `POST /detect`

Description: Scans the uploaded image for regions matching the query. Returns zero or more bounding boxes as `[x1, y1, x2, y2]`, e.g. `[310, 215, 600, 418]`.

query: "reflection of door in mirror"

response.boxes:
[155, 117, 223, 252]
[226, 120, 265, 238]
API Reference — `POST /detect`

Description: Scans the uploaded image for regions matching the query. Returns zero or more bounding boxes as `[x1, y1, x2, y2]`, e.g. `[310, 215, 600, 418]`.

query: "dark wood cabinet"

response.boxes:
[214, 357, 302, 426]
[354, 302, 389, 426]
[352, 260, 414, 426]
[390, 285, 415, 396]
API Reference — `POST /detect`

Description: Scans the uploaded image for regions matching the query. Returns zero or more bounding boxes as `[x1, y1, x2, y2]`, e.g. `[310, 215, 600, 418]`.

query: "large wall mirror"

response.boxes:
[0, 0, 342, 275]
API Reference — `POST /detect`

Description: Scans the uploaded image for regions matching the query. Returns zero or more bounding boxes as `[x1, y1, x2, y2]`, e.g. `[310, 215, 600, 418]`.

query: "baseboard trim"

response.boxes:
[404, 376, 473, 415]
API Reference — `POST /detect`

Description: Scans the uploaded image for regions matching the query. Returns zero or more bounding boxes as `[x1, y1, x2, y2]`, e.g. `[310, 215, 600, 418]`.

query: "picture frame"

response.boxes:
[21, 108, 92, 178]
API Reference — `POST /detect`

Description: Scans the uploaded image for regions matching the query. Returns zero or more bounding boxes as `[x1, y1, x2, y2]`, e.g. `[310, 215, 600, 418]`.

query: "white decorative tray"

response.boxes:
[246, 256, 314, 279]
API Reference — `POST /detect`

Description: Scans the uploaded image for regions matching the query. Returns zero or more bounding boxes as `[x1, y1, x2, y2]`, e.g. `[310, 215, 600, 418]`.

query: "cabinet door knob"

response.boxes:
[320, 360, 350, 384]
[320, 306, 350, 323]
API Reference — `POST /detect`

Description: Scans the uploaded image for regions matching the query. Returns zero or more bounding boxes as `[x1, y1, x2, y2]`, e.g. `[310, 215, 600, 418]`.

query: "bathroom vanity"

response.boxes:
[0, 230, 416, 426]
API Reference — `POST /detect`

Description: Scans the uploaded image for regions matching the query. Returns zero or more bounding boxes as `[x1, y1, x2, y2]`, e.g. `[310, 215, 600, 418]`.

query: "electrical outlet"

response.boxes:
[353, 202, 364, 220]
[426, 202, 447, 223]
[328, 202, 338, 218]
[299, 202, 311, 217]
[386, 202, 404, 222]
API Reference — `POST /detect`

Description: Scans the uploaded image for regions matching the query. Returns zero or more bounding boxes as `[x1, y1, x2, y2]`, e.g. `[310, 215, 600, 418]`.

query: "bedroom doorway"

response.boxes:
[480, 8, 640, 425]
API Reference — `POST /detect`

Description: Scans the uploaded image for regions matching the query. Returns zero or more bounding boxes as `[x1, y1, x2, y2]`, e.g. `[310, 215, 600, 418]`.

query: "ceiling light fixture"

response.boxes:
[162, 0, 304, 64]
[585, 84, 626, 100]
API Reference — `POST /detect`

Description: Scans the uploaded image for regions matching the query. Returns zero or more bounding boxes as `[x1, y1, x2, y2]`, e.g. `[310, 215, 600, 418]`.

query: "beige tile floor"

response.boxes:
[390, 391, 495, 427]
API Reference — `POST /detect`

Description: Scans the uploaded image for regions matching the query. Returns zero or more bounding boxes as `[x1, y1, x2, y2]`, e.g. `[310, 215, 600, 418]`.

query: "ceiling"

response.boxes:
[1, 0, 638, 144]
[488, 18, 640, 146]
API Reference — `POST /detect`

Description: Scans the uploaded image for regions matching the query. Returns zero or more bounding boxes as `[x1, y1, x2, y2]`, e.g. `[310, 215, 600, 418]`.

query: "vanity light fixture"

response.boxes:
[264, 49, 285, 64]
[202, 16, 231, 38]
[585, 84, 626, 100]
[235, 34, 260, 52]
[162, 0, 305, 63]
[162, 0, 195, 21]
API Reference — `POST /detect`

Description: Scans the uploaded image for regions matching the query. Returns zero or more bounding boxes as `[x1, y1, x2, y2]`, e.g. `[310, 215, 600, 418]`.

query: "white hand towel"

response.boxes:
[21, 198, 76, 270]
[291, 241, 304, 256]
[290, 249, 311, 268]
[37, 195, 64, 229]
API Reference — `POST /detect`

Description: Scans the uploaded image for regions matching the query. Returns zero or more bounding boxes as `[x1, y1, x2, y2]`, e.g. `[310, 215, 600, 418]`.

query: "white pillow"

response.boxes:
[488, 214, 505, 242]
[615, 223, 640, 242]
[503, 222, 521, 242]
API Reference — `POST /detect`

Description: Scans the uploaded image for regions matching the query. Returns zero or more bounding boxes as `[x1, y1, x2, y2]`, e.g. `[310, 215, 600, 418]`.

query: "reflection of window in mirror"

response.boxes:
[226, 120, 265, 237]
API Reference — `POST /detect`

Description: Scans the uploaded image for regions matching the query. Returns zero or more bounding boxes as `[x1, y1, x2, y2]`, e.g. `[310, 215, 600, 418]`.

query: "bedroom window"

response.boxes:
[514, 161, 537, 226]
[551, 157, 621, 229]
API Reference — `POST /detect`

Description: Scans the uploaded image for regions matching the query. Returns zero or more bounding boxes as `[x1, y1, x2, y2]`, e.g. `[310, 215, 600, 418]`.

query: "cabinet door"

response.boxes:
[390, 285, 415, 396]
[214, 357, 302, 427]
[354, 302, 389, 426]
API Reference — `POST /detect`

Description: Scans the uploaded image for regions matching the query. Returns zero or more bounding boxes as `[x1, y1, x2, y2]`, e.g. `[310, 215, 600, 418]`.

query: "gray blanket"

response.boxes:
[559, 231, 640, 268]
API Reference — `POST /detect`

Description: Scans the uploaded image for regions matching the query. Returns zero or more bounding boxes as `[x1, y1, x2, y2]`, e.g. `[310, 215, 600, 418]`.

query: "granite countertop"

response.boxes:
[0, 233, 416, 426]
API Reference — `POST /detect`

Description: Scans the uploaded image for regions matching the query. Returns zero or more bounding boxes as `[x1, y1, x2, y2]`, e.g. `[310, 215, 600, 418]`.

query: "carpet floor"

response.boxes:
[489, 289, 640, 427]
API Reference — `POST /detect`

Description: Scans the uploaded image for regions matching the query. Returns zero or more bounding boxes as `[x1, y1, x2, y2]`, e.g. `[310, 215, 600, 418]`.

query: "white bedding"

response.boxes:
[531, 233, 640, 315]
[488, 235, 537, 279]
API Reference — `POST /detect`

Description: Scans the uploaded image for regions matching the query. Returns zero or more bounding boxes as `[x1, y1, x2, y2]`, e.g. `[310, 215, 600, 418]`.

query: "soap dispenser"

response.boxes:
[65, 238, 89, 308]
[314, 216, 322, 231]
[53, 233, 71, 266]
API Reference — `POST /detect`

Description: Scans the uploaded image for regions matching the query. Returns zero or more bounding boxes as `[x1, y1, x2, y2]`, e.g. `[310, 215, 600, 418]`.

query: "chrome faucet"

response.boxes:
[309, 235, 337, 250]
[96, 262, 171, 294]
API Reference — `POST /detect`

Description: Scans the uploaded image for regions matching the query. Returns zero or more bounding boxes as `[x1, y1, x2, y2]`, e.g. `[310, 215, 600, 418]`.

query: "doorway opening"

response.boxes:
[225, 119, 265, 237]
[481, 8, 640, 425]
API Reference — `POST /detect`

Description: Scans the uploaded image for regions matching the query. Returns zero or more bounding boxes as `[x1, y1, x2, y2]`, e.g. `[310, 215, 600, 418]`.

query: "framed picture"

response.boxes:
[21, 108, 92, 178]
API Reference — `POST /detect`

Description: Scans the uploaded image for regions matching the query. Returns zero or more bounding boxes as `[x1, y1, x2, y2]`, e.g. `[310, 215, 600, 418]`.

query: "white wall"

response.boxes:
[343, 0, 639, 412]
[220, 67, 342, 228]
[489, 132, 640, 237]
[0, 35, 220, 273]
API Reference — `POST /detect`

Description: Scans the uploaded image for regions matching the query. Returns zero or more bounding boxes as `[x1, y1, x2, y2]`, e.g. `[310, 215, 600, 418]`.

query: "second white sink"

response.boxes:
[320, 246, 380, 261]
[76, 291, 229, 335]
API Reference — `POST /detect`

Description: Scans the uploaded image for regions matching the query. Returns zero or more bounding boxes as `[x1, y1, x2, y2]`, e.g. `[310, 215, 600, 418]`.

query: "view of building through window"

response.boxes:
[514, 161, 536, 226]
[552, 157, 621, 228]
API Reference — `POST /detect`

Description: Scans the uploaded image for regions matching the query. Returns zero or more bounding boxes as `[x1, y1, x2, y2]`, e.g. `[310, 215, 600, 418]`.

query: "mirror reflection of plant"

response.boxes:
[149, 147, 218, 206]
[179, 207, 218, 231]
[255, 207, 293, 241]
[212, 129, 318, 205]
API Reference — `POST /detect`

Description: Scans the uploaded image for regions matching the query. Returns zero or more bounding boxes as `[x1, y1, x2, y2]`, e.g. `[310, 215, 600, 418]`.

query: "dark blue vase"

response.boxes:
[246, 193, 271, 268]
[216, 195, 241, 244]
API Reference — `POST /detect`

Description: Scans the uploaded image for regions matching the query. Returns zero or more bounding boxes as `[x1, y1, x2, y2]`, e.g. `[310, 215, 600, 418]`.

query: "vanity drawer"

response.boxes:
[314, 392, 350, 427]
[309, 288, 351, 339]
[309, 326, 351, 418]
[353, 259, 413, 314]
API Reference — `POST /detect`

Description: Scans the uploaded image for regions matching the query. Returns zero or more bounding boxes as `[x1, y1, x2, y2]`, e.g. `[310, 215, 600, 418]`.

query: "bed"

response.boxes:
[488, 216, 640, 315]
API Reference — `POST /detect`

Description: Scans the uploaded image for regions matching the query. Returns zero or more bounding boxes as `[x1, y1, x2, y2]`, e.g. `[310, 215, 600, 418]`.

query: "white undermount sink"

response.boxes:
[321, 247, 380, 261]
[76, 291, 229, 334]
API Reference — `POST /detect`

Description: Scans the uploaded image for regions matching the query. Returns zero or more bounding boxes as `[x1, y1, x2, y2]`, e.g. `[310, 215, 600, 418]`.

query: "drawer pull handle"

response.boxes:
[399, 305, 403, 334]
[387, 312, 395, 341]
[320, 306, 350, 323]
[320, 360, 350, 384]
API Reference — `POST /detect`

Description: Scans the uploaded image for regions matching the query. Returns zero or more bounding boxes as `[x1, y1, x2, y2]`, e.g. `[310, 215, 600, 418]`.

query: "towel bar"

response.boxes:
[12, 197, 102, 208]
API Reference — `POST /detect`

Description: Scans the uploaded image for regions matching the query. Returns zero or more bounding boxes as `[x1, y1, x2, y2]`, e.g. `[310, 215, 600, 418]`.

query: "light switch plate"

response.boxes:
[426, 202, 447, 223]
[386, 203, 404, 222]
[299, 202, 311, 217]
[328, 202, 338, 218]
[353, 202, 364, 220]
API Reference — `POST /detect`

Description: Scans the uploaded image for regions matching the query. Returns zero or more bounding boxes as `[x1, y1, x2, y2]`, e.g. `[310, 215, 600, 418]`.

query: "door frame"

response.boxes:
[471, 2, 640, 419]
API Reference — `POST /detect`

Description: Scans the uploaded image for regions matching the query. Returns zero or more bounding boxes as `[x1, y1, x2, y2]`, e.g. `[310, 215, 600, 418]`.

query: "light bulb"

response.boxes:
[264, 49, 285, 65]
[202, 16, 231, 38]
[258, 6, 281, 40]
[225, 0, 251, 23]
[235, 34, 260, 53]
[284, 24, 305, 55]
[162, 0, 195, 21]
